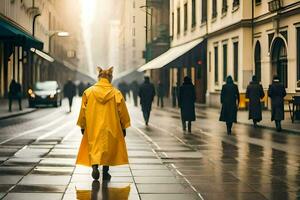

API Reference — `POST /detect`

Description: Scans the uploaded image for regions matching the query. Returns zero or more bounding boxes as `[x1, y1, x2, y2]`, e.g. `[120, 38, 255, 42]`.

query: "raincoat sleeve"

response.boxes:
[116, 92, 131, 129]
[77, 92, 88, 129]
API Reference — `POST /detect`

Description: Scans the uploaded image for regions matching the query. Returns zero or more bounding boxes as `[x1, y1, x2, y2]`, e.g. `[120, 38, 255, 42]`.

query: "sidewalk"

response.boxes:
[0, 99, 36, 120]
[155, 97, 300, 134]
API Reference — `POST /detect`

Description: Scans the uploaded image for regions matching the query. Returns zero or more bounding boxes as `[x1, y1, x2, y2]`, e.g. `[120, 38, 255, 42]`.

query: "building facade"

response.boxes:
[118, 0, 146, 76]
[168, 0, 300, 106]
[0, 0, 90, 99]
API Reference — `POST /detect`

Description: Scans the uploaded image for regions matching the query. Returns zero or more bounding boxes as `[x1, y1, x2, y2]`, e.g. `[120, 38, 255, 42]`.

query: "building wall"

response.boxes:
[119, 0, 146, 76]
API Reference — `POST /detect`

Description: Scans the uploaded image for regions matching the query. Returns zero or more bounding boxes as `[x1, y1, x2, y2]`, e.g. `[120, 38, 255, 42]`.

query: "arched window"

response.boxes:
[271, 37, 288, 88]
[254, 41, 261, 82]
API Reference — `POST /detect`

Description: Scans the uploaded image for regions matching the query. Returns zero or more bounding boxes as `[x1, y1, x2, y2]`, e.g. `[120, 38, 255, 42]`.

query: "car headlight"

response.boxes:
[28, 89, 33, 95]
[30, 93, 35, 98]
[50, 94, 55, 99]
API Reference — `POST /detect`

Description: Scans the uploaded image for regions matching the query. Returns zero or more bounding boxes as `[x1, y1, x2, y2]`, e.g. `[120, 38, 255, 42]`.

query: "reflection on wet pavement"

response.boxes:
[76, 181, 131, 200]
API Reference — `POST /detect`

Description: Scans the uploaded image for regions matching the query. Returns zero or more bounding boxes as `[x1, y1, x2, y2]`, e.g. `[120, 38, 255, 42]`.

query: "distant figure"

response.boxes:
[130, 81, 139, 107]
[63, 80, 76, 112]
[139, 76, 156, 126]
[268, 76, 286, 132]
[219, 76, 240, 135]
[77, 81, 86, 97]
[172, 82, 179, 108]
[246, 75, 265, 127]
[8, 79, 22, 112]
[118, 81, 130, 101]
[178, 76, 196, 133]
[76, 67, 130, 181]
[156, 81, 164, 108]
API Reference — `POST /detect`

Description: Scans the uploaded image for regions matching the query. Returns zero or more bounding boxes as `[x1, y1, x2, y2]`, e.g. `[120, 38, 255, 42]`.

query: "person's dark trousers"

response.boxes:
[275, 120, 282, 132]
[226, 122, 233, 135]
[253, 119, 258, 128]
[8, 97, 12, 112]
[133, 95, 138, 107]
[182, 120, 192, 133]
[68, 97, 73, 111]
[157, 96, 164, 108]
[143, 110, 150, 125]
[8, 97, 22, 111]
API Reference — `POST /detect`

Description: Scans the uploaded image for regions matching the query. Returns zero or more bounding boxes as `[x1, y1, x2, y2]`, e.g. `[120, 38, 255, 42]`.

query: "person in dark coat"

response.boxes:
[118, 81, 130, 101]
[268, 76, 287, 132]
[8, 79, 22, 112]
[77, 81, 86, 97]
[139, 76, 155, 126]
[178, 76, 196, 133]
[63, 80, 77, 112]
[246, 75, 265, 127]
[130, 81, 139, 107]
[156, 81, 164, 108]
[219, 76, 240, 135]
[171, 83, 179, 108]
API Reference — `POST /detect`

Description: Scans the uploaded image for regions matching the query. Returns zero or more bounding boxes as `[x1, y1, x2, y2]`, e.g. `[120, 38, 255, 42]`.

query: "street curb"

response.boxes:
[0, 109, 37, 120]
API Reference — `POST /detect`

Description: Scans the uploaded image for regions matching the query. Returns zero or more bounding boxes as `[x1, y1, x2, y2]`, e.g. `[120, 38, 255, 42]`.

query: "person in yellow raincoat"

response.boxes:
[76, 66, 130, 180]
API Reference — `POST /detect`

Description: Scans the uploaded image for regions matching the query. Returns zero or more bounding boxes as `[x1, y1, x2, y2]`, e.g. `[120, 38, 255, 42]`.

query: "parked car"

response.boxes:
[28, 81, 62, 107]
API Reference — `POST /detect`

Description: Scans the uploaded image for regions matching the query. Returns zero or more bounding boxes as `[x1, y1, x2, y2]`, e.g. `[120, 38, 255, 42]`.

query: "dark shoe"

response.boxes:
[92, 165, 99, 180]
[103, 172, 111, 181]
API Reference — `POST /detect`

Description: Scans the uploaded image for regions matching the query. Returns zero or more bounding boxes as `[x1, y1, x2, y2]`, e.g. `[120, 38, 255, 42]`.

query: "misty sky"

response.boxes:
[80, 0, 122, 75]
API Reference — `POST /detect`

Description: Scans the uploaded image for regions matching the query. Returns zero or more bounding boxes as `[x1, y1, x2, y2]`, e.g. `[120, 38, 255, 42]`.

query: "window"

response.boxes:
[214, 46, 219, 84]
[255, 0, 261, 5]
[233, 0, 240, 7]
[222, 0, 228, 13]
[255, 41, 261, 82]
[172, 12, 174, 36]
[223, 44, 227, 81]
[233, 42, 239, 81]
[201, 0, 207, 22]
[133, 0, 135, 8]
[297, 27, 300, 82]
[133, 16, 135, 23]
[177, 8, 180, 34]
[192, 0, 196, 27]
[212, 0, 217, 18]
[184, 3, 188, 31]
[132, 28, 135, 36]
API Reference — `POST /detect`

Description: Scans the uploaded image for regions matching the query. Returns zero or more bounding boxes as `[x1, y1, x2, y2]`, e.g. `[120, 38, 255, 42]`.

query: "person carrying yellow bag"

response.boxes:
[76, 66, 130, 181]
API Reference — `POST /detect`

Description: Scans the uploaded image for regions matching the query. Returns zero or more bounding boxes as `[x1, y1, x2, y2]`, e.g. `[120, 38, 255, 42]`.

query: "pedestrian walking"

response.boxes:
[246, 75, 265, 127]
[171, 82, 179, 108]
[178, 76, 196, 133]
[268, 76, 287, 132]
[130, 80, 139, 107]
[219, 76, 240, 135]
[63, 80, 76, 112]
[8, 79, 22, 112]
[139, 76, 155, 126]
[77, 81, 86, 97]
[156, 81, 164, 108]
[76, 67, 130, 181]
[118, 81, 130, 101]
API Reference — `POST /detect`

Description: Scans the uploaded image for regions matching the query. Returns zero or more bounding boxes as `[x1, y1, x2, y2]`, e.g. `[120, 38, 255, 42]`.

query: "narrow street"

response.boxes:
[0, 98, 299, 200]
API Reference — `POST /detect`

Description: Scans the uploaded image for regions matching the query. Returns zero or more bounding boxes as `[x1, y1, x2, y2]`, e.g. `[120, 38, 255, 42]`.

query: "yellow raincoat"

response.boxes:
[76, 78, 130, 166]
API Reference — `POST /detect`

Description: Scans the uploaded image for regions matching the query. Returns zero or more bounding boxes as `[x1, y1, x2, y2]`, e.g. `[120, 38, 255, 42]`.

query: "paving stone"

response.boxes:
[140, 194, 198, 200]
[137, 183, 193, 193]
[3, 193, 63, 200]
[134, 176, 184, 184]
[0, 176, 22, 184]
[11, 184, 66, 193]
[19, 175, 71, 185]
[132, 169, 174, 177]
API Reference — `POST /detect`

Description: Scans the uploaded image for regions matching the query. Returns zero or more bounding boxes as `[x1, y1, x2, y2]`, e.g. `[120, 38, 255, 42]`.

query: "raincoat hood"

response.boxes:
[92, 78, 115, 104]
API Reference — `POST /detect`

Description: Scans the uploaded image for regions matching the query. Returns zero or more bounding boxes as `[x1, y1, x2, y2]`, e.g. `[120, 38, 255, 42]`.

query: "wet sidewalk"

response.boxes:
[158, 98, 300, 134]
[0, 121, 199, 200]
[0, 99, 36, 120]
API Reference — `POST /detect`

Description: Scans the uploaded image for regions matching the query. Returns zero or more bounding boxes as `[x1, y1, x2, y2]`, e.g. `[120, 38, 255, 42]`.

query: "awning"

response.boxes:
[137, 38, 203, 72]
[0, 18, 43, 50]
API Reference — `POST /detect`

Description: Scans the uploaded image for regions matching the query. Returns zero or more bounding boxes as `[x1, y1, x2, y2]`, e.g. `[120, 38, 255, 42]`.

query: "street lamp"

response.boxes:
[48, 31, 70, 54]
[140, 5, 153, 62]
